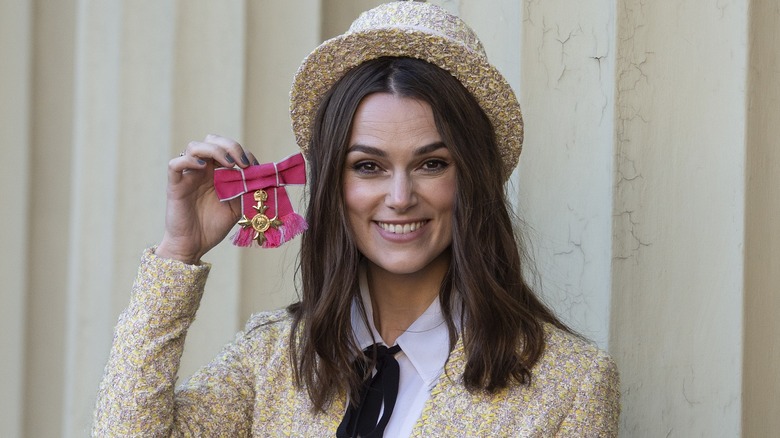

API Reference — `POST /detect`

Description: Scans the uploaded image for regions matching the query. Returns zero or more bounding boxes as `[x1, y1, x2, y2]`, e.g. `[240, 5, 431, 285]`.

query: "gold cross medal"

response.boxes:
[237, 190, 283, 246]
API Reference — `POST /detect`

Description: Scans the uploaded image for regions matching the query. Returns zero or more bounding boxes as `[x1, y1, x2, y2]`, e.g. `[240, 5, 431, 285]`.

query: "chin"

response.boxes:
[366, 249, 451, 278]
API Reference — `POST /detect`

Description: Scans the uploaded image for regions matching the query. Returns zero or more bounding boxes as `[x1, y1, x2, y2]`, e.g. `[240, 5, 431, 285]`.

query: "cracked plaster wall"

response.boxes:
[514, 0, 615, 350]
[611, 0, 747, 436]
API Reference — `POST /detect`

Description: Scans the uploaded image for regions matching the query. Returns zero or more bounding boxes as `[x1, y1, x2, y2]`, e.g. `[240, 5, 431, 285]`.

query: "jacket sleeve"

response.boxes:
[92, 248, 255, 437]
[556, 352, 621, 437]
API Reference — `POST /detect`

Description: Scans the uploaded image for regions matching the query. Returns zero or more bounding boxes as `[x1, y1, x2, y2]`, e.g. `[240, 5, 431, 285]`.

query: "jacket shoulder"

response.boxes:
[541, 324, 616, 372]
[234, 308, 296, 359]
[243, 308, 293, 333]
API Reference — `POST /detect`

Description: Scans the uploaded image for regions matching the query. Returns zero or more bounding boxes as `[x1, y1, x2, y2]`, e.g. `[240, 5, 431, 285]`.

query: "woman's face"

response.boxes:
[343, 92, 456, 278]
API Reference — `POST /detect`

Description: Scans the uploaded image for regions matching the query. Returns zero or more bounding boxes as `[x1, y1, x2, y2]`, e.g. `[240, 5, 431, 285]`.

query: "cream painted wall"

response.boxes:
[1, 1, 318, 436]
[322, 0, 385, 39]
[2, 1, 778, 437]
[611, 0, 748, 436]
[515, 0, 615, 348]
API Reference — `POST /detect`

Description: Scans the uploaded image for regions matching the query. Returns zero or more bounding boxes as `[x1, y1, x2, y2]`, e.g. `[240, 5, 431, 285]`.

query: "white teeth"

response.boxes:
[379, 221, 425, 234]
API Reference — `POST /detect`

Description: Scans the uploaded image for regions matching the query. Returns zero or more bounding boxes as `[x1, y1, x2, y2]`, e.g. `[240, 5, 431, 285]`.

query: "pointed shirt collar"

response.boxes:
[350, 267, 456, 388]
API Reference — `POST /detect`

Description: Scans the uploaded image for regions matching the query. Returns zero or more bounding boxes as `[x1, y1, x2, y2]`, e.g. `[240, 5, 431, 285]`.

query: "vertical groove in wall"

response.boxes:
[742, 0, 780, 435]
[0, 1, 32, 436]
[23, 0, 78, 436]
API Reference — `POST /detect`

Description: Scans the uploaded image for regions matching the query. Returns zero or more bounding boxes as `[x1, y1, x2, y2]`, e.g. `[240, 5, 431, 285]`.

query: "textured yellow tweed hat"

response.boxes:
[290, 1, 523, 180]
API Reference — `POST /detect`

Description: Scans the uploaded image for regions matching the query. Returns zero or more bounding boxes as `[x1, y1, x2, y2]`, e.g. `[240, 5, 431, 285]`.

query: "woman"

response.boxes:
[94, 2, 619, 437]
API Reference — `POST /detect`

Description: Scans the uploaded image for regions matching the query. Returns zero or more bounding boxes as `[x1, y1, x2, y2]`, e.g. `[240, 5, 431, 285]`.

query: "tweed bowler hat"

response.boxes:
[289, 1, 523, 180]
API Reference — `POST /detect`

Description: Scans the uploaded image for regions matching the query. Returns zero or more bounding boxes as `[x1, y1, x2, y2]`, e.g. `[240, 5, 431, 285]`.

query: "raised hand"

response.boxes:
[155, 134, 258, 264]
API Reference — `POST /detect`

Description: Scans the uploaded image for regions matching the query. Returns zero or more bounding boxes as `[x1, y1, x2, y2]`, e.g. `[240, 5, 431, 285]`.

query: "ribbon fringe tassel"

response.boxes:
[232, 212, 308, 249]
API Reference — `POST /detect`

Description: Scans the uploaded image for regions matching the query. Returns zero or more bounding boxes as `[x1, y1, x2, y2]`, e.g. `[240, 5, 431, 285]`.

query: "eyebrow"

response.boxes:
[347, 142, 447, 157]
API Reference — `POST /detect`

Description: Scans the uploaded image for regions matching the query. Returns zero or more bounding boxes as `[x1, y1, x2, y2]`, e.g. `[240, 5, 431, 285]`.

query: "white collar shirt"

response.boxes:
[349, 268, 454, 438]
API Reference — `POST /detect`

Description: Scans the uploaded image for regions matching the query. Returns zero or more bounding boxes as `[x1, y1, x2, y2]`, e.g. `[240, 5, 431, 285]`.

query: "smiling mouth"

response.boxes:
[376, 221, 427, 234]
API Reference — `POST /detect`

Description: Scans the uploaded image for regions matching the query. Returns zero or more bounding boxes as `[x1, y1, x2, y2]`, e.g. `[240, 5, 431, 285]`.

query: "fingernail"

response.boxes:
[197, 159, 206, 165]
[225, 154, 235, 164]
[241, 153, 250, 165]
[253, 158, 260, 166]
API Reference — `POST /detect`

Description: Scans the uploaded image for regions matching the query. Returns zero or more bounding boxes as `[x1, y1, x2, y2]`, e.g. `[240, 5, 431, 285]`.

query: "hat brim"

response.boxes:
[290, 28, 523, 180]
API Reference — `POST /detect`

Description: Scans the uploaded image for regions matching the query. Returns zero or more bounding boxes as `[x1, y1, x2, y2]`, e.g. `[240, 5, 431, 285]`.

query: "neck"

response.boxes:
[366, 251, 450, 346]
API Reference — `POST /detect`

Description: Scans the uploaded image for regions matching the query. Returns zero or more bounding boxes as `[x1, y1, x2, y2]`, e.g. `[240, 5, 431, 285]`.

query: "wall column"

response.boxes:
[62, 0, 123, 434]
[517, 0, 616, 348]
[611, 0, 748, 435]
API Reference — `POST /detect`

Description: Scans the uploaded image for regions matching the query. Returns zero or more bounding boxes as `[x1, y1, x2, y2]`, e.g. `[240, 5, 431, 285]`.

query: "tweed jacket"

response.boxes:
[93, 248, 620, 437]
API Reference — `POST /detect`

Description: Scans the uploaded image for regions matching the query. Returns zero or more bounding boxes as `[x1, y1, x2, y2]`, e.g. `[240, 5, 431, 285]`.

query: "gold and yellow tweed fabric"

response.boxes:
[93, 248, 620, 437]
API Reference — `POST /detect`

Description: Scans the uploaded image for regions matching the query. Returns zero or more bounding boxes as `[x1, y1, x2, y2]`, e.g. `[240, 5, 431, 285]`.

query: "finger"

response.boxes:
[245, 150, 260, 166]
[168, 152, 208, 175]
[203, 134, 251, 167]
[184, 140, 238, 168]
[168, 156, 185, 184]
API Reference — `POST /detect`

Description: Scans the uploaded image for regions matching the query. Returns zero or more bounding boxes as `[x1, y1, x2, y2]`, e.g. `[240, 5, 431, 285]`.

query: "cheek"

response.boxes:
[430, 177, 457, 215]
[343, 178, 377, 222]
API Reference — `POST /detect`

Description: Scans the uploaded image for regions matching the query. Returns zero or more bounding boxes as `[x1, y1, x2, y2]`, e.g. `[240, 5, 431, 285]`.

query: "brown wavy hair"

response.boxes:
[288, 57, 570, 411]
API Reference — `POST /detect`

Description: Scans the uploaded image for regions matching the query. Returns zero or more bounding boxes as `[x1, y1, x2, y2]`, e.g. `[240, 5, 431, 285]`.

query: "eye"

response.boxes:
[420, 159, 449, 173]
[352, 160, 381, 174]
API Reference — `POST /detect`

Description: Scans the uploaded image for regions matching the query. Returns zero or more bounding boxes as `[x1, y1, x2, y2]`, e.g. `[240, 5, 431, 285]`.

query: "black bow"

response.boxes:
[336, 344, 403, 437]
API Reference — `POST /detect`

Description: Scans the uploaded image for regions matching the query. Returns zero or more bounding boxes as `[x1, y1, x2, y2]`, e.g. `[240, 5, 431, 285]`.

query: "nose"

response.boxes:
[385, 172, 417, 212]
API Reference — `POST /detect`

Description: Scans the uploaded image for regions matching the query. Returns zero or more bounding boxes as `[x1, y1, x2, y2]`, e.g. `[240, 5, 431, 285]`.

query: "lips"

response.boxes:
[376, 220, 427, 234]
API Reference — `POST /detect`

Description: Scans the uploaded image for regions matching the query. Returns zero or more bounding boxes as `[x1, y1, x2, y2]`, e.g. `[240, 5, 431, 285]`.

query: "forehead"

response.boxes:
[349, 93, 441, 149]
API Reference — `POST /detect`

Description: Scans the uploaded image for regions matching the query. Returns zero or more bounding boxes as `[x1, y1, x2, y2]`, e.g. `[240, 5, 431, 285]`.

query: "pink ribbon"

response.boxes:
[214, 153, 307, 248]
